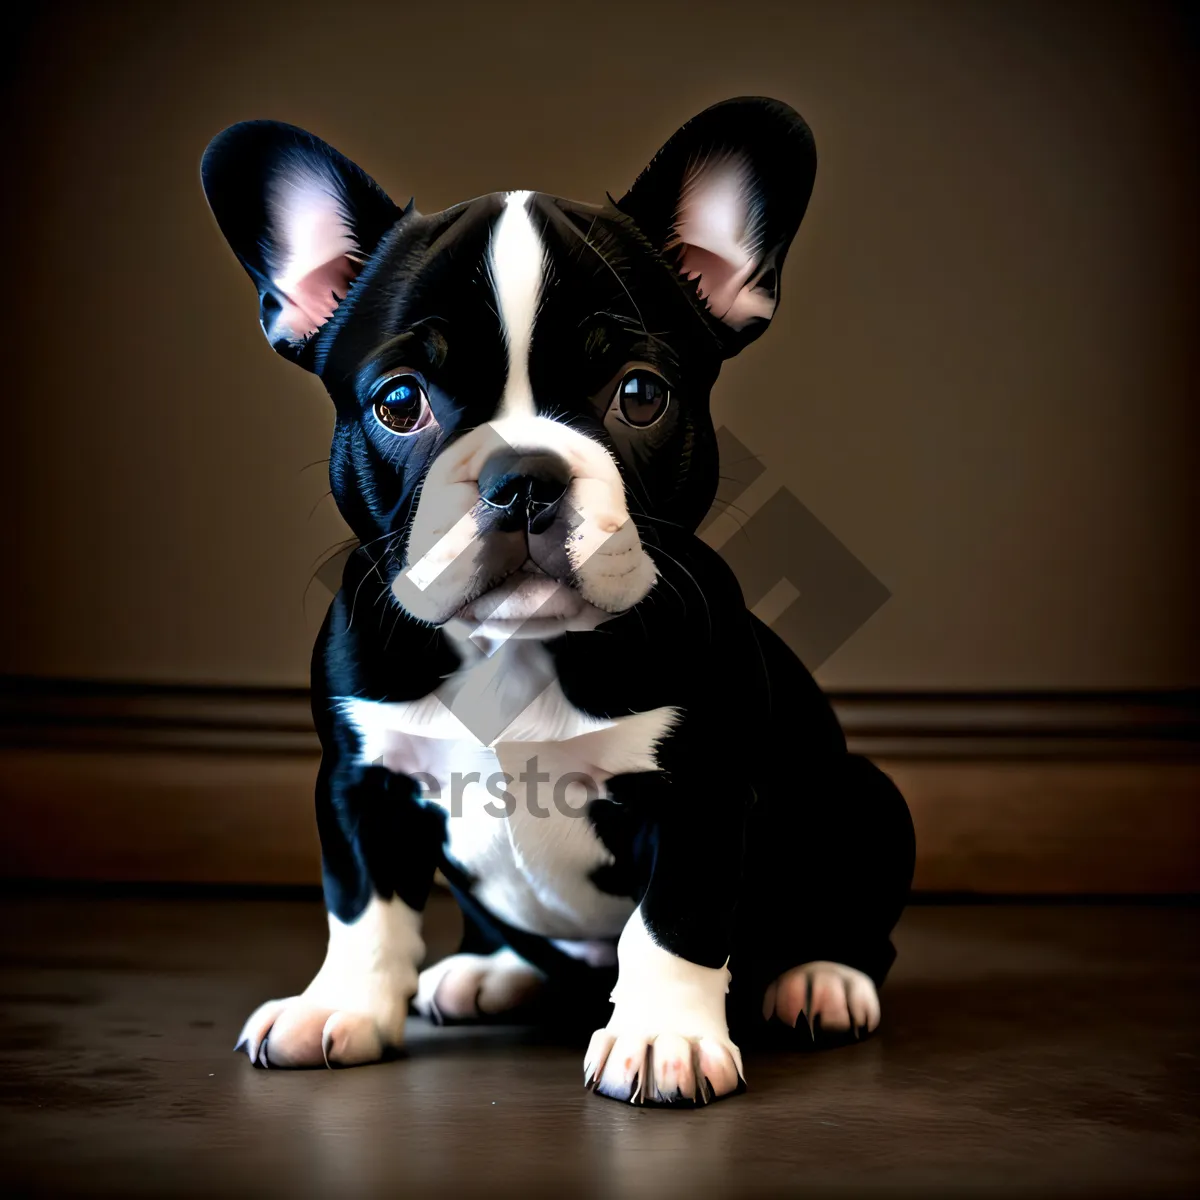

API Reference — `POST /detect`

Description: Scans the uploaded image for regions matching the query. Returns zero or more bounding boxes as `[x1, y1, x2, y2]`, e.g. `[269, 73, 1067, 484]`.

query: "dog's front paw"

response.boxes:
[584, 1026, 744, 1106]
[236, 993, 403, 1068]
[583, 907, 744, 1106]
[235, 899, 423, 1069]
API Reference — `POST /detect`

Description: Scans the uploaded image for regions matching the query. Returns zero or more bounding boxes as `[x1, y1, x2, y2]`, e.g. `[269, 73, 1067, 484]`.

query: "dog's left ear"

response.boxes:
[616, 97, 816, 355]
[201, 121, 405, 369]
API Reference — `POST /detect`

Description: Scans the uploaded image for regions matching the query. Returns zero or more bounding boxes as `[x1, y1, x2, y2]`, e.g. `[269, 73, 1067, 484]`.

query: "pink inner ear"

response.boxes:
[678, 245, 757, 323]
[678, 242, 777, 332]
[267, 163, 362, 341]
[671, 155, 778, 332]
[277, 256, 358, 339]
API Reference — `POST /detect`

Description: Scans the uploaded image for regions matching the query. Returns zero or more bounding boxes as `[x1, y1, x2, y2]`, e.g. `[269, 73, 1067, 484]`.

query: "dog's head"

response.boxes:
[202, 98, 815, 639]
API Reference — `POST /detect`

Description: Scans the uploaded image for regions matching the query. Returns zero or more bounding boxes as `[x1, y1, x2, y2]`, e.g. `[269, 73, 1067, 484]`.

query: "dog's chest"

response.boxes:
[339, 642, 677, 942]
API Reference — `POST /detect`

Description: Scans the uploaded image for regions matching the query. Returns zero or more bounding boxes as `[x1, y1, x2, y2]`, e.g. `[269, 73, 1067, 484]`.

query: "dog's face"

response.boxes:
[203, 99, 814, 637]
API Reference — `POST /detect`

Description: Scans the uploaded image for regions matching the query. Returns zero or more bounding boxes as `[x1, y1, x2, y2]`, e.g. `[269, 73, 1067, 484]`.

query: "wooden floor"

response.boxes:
[1, 891, 1196, 1198]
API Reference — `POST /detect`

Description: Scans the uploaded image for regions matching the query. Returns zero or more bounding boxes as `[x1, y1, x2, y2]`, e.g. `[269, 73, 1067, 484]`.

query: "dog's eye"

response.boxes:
[617, 369, 670, 428]
[372, 375, 433, 435]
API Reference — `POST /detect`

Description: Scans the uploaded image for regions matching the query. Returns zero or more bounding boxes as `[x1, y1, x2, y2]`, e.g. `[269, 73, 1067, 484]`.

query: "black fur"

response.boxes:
[203, 97, 914, 1063]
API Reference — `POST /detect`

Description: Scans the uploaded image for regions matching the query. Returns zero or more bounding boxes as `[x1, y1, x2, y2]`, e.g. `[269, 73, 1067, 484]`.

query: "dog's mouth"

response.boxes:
[453, 559, 591, 624]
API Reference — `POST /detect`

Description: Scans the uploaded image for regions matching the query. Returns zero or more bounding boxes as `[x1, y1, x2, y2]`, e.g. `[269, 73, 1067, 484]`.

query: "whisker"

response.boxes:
[346, 535, 401, 631]
[704, 497, 753, 533]
[626, 508, 688, 533]
[647, 542, 712, 641]
[578, 227, 649, 335]
[302, 539, 362, 614]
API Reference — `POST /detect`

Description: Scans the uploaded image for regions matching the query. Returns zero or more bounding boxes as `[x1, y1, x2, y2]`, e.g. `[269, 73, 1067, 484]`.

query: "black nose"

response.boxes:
[477, 450, 571, 534]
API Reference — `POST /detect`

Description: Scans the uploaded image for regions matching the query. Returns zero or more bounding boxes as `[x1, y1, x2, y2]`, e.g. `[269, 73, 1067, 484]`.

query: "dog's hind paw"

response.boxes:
[764, 961, 881, 1041]
[413, 948, 545, 1023]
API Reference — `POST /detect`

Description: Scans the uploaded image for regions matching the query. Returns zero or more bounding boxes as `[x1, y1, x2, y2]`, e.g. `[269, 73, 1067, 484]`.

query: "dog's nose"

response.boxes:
[478, 450, 571, 534]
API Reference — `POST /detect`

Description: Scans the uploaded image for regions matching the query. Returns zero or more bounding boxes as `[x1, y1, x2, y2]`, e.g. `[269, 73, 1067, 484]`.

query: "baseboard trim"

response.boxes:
[1, 879, 1195, 906]
[835, 690, 1200, 759]
[1, 677, 1197, 893]
[0, 677, 317, 755]
[3, 677, 1197, 758]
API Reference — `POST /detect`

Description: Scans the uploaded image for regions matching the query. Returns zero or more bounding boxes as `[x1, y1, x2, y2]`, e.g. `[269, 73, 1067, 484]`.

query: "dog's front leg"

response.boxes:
[585, 809, 747, 1106]
[236, 756, 444, 1069]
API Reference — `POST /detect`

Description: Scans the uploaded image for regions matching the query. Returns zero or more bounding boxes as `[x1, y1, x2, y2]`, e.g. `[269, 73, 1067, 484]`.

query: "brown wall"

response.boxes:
[1, 0, 1196, 691]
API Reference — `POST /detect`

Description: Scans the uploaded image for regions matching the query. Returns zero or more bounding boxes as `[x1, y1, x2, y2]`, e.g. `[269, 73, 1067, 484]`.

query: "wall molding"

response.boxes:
[2, 676, 1198, 759]
[834, 690, 1200, 759]
[1, 677, 1197, 893]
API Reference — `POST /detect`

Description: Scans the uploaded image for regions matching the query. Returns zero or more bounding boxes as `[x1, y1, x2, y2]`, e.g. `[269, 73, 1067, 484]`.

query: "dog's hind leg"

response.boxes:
[730, 754, 915, 1048]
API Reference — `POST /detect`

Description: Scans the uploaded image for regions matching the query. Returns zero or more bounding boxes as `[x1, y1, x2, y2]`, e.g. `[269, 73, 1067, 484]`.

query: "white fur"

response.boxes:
[338, 639, 678, 940]
[606, 908, 732, 1035]
[550, 937, 619, 967]
[395, 412, 657, 626]
[487, 413, 658, 616]
[584, 907, 744, 1104]
[489, 191, 544, 419]
[414, 947, 545, 1021]
[236, 895, 424, 1067]
[393, 497, 486, 625]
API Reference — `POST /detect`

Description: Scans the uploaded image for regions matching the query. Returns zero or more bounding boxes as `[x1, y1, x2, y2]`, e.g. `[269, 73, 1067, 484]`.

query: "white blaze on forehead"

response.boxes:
[488, 190, 546, 418]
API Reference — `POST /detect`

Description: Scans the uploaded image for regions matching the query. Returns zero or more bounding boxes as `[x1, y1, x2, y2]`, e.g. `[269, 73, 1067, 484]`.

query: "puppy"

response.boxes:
[203, 97, 915, 1105]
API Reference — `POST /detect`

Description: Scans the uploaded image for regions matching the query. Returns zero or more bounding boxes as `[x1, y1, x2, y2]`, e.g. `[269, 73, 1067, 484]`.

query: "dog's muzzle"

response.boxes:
[392, 416, 658, 629]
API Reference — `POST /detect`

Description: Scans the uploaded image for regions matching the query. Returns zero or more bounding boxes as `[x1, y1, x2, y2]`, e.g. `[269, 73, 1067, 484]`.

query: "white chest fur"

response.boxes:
[338, 641, 677, 941]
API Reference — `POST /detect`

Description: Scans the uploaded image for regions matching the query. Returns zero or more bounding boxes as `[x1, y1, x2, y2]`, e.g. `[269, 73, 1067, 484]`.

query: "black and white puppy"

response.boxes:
[203, 98, 915, 1105]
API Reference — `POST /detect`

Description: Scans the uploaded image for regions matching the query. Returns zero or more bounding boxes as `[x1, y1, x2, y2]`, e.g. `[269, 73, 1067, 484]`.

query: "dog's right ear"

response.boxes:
[201, 121, 405, 369]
